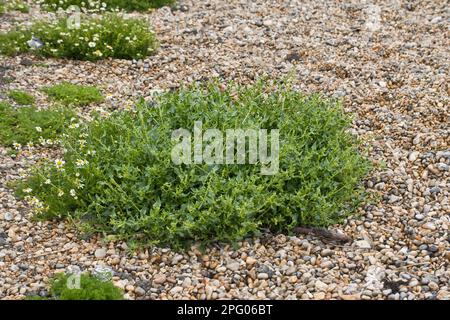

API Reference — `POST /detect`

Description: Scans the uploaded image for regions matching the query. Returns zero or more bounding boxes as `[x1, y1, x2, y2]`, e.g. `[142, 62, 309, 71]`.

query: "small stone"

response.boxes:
[428, 282, 439, 291]
[94, 248, 107, 259]
[422, 222, 436, 231]
[169, 286, 183, 295]
[223, 26, 234, 33]
[320, 261, 334, 269]
[257, 273, 269, 280]
[285, 52, 302, 62]
[437, 290, 449, 300]
[216, 266, 226, 273]
[205, 285, 213, 300]
[445, 251, 450, 262]
[3, 212, 13, 221]
[182, 277, 192, 288]
[340, 293, 360, 300]
[67, 265, 81, 275]
[375, 182, 385, 190]
[245, 257, 257, 267]
[134, 287, 145, 296]
[179, 5, 189, 12]
[171, 254, 184, 265]
[226, 261, 240, 272]
[114, 280, 127, 290]
[408, 151, 419, 162]
[388, 195, 402, 203]
[355, 240, 371, 249]
[408, 278, 419, 287]
[431, 16, 442, 24]
[285, 266, 296, 276]
[153, 274, 167, 285]
[138, 252, 148, 260]
[314, 292, 326, 299]
[315, 280, 328, 291]
[430, 186, 441, 194]
[92, 265, 113, 282]
[320, 249, 333, 257]
[20, 58, 33, 66]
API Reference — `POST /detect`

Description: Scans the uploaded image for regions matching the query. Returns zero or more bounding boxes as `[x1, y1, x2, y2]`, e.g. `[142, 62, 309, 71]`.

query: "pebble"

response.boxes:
[285, 266, 296, 276]
[3, 212, 13, 221]
[182, 277, 192, 288]
[153, 274, 167, 285]
[134, 287, 146, 296]
[226, 261, 240, 272]
[422, 222, 436, 231]
[257, 273, 269, 280]
[354, 240, 371, 249]
[94, 248, 107, 259]
[320, 249, 333, 257]
[245, 257, 257, 267]
[315, 280, 328, 291]
[408, 151, 419, 162]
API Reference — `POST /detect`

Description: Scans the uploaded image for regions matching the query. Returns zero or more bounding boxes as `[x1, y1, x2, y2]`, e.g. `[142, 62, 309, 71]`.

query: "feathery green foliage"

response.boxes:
[26, 273, 124, 300]
[43, 82, 103, 106]
[0, 102, 76, 147]
[8, 90, 35, 105]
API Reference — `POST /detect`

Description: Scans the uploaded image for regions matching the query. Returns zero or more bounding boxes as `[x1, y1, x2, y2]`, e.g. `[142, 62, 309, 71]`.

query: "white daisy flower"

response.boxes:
[54, 158, 65, 168]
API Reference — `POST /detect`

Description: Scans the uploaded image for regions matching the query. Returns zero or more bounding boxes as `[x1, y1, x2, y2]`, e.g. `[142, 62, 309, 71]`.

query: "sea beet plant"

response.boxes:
[17, 80, 371, 248]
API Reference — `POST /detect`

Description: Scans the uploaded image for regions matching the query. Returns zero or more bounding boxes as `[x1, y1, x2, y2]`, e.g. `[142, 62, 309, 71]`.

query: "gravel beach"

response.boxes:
[0, 0, 448, 300]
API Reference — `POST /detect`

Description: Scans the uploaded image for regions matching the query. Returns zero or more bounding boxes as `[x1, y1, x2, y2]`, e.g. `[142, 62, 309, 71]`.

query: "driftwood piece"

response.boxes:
[293, 226, 352, 244]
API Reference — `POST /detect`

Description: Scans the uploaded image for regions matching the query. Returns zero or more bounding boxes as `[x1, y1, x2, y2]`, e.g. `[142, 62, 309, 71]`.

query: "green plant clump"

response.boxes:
[0, 13, 157, 60]
[43, 82, 104, 106]
[41, 0, 174, 12]
[26, 273, 124, 300]
[0, 102, 76, 147]
[1, 0, 29, 13]
[18, 80, 371, 248]
[8, 89, 35, 105]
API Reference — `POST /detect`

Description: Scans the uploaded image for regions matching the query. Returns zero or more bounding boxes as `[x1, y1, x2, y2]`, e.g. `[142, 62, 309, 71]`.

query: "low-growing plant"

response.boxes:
[41, 0, 175, 12]
[8, 89, 35, 105]
[0, 0, 29, 13]
[0, 102, 76, 147]
[26, 273, 124, 300]
[18, 80, 371, 248]
[0, 13, 157, 60]
[43, 82, 104, 106]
